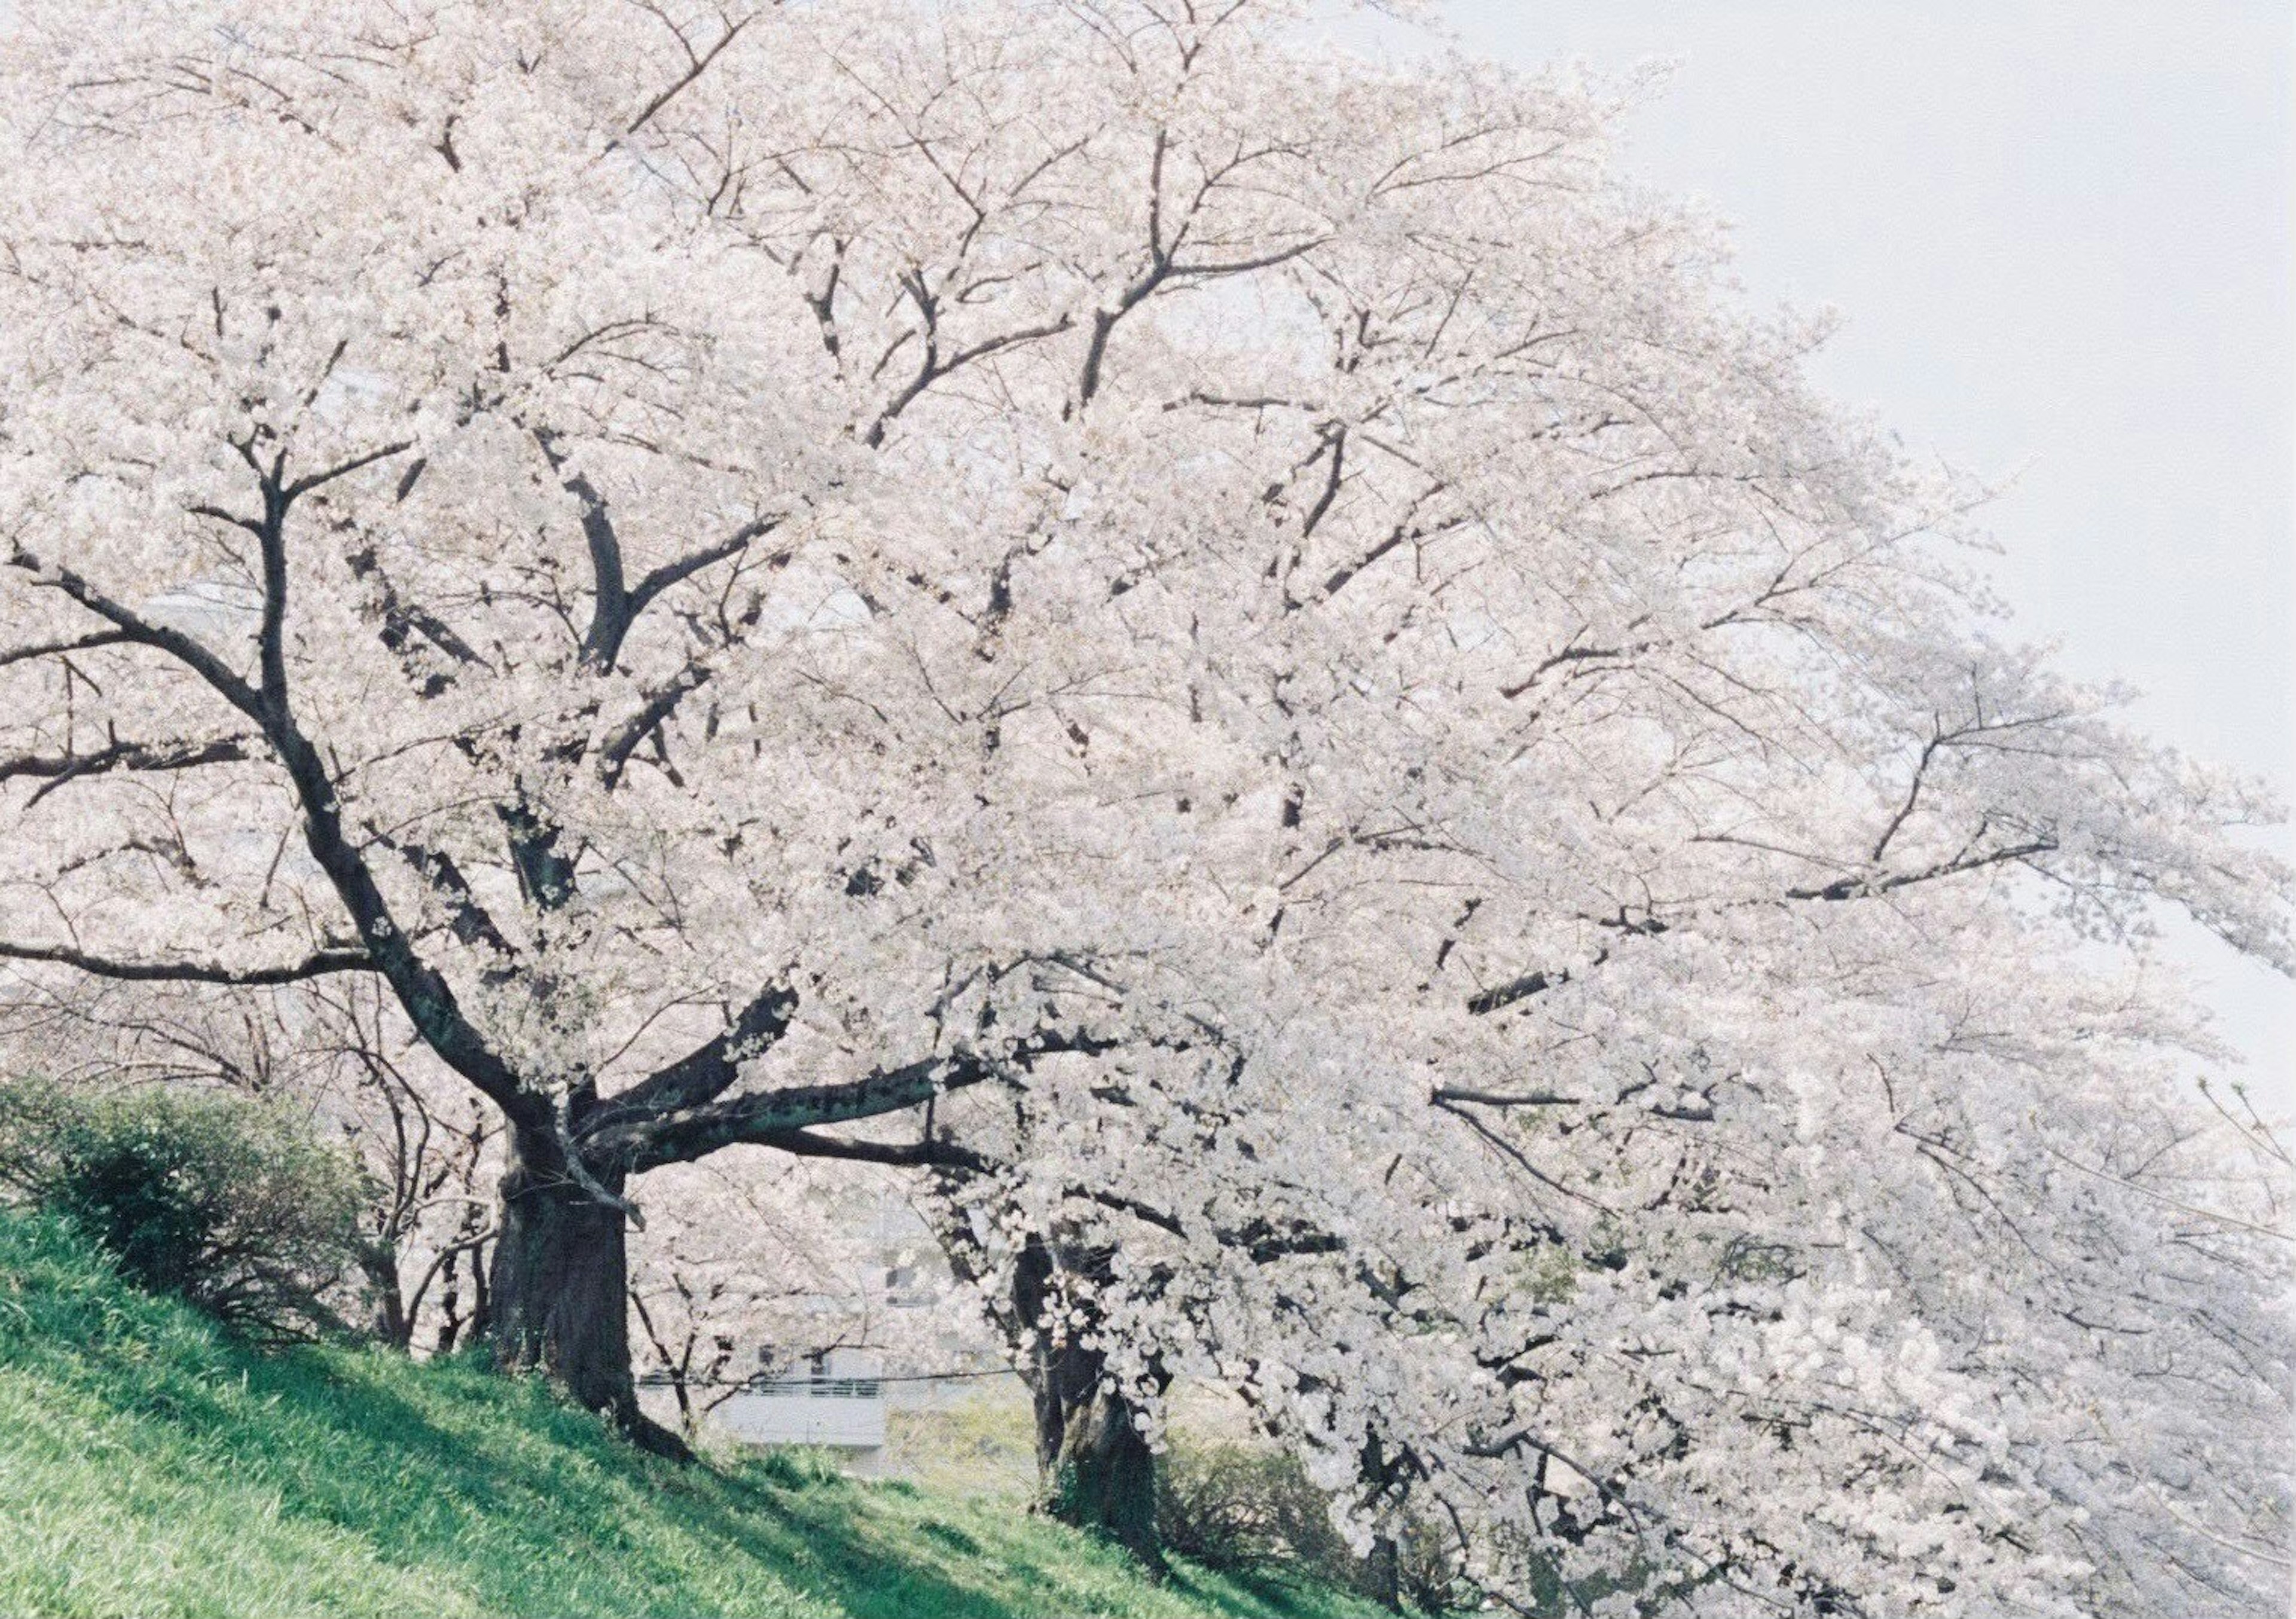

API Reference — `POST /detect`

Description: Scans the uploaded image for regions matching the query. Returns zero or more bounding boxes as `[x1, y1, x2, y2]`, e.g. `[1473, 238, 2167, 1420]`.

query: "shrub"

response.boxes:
[1384, 1516, 1472, 1614]
[1158, 1441, 1323, 1571]
[747, 1445, 846, 1489]
[1157, 1439, 1468, 1612]
[0, 1077, 370, 1342]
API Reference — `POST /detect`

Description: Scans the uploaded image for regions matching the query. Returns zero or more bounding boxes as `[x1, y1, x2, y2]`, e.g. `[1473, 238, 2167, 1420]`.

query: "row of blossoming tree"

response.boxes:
[1, 1, 2288, 1612]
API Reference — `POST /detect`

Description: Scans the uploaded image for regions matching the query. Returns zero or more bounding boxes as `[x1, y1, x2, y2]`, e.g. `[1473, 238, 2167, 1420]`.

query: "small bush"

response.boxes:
[1158, 1440, 1468, 1611]
[0, 1077, 370, 1342]
[1159, 1441, 1357, 1575]
[1384, 1517, 1472, 1614]
[747, 1444, 846, 1489]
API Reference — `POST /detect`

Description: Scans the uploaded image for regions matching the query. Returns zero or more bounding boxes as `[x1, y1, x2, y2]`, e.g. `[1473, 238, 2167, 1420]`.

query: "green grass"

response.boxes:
[0, 1211, 1379, 1619]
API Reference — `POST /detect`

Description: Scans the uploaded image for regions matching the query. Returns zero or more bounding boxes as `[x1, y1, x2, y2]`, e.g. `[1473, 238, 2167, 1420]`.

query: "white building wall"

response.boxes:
[714, 1380, 888, 1449]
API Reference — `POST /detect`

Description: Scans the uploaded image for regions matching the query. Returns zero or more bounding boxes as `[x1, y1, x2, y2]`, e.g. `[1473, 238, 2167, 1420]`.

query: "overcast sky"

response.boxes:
[1330, 1, 2296, 1102]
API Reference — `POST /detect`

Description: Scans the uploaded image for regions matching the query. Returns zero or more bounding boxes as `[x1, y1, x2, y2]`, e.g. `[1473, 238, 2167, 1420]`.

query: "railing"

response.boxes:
[753, 1376, 883, 1400]
[638, 1371, 884, 1400]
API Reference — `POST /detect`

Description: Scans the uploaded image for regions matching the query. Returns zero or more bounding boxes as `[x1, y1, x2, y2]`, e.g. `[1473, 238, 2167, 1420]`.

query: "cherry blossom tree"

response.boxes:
[914, 919, 2292, 1610]
[0, 972, 960, 1409]
[0, 0, 2288, 1609]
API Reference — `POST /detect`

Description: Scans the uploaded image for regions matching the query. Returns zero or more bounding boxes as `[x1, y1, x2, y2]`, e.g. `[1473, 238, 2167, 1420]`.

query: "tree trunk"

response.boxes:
[487, 1125, 688, 1459]
[1042, 1370, 1167, 1574]
[1015, 1234, 1167, 1574]
[1366, 1535, 1403, 1612]
[358, 1241, 411, 1350]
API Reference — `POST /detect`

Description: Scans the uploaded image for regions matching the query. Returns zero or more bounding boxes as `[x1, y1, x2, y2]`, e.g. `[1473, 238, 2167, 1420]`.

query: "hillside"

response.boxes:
[0, 1212, 1377, 1619]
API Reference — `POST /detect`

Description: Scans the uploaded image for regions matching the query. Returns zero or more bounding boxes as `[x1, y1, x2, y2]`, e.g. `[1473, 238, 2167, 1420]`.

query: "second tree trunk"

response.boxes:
[488, 1126, 686, 1458]
[1015, 1233, 1167, 1573]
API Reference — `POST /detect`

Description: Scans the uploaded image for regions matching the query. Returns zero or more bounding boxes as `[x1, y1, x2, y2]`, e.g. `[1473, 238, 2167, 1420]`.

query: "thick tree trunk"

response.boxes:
[1041, 1369, 1167, 1574]
[1015, 1234, 1168, 1574]
[487, 1125, 688, 1460]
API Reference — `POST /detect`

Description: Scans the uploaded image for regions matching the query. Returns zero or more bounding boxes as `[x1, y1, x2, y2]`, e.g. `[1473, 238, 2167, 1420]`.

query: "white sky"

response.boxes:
[1327, 0, 2296, 1105]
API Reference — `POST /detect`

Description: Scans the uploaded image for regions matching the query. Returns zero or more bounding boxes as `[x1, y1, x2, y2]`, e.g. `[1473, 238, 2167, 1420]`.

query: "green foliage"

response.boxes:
[1512, 1241, 1579, 1306]
[1157, 1443, 1467, 1614]
[0, 1208, 1378, 1618]
[0, 1079, 369, 1342]
[1158, 1441, 1378, 1586]
[748, 1445, 848, 1490]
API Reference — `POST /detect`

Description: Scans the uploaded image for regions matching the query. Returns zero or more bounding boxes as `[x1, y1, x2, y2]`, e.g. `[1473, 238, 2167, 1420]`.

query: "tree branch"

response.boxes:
[1432, 1087, 1581, 1108]
[283, 439, 416, 500]
[2, 735, 252, 803]
[6, 541, 264, 722]
[627, 13, 751, 136]
[248, 484, 541, 1123]
[755, 1127, 991, 1174]
[346, 542, 487, 694]
[0, 630, 133, 670]
[602, 1028, 1116, 1172]
[599, 662, 714, 790]
[625, 517, 781, 621]
[375, 834, 519, 962]
[1786, 840, 2058, 902]
[0, 939, 373, 985]
[1465, 967, 1570, 1017]
[580, 983, 801, 1138]
[9, 518, 532, 1120]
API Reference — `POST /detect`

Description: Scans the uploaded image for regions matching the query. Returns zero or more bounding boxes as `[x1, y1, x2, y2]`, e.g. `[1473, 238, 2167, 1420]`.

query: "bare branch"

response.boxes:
[600, 662, 714, 790]
[581, 983, 801, 1137]
[283, 438, 416, 500]
[602, 1027, 1118, 1171]
[625, 516, 783, 619]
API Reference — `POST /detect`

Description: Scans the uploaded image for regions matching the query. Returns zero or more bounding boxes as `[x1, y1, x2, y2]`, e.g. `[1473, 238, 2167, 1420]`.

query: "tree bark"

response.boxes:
[358, 1241, 412, 1351]
[1015, 1234, 1168, 1574]
[1042, 1372, 1167, 1574]
[487, 1124, 689, 1459]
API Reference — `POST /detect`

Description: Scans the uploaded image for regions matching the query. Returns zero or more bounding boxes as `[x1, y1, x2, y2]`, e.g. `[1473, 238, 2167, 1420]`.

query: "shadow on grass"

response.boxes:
[200, 1351, 1027, 1618]
[4, 1212, 1365, 1619]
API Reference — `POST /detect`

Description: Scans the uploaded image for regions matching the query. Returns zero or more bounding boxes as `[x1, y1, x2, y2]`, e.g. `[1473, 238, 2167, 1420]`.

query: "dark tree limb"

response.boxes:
[2, 735, 252, 801]
[0, 630, 134, 670]
[616, 1052, 985, 1171]
[580, 983, 801, 1138]
[626, 13, 752, 135]
[283, 439, 416, 500]
[0, 938, 373, 985]
[600, 663, 715, 790]
[375, 834, 519, 961]
[248, 475, 544, 1125]
[10, 522, 532, 1120]
[1465, 967, 1570, 1017]
[625, 519, 780, 622]
[1433, 1087, 1581, 1108]
[7, 540, 265, 722]
[755, 1127, 991, 1174]
[603, 1028, 1116, 1172]
[1786, 839, 2057, 902]
[346, 542, 488, 692]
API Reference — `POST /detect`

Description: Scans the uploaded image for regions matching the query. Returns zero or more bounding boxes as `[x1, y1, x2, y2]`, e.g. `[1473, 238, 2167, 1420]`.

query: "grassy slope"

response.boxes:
[0, 1214, 1376, 1619]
